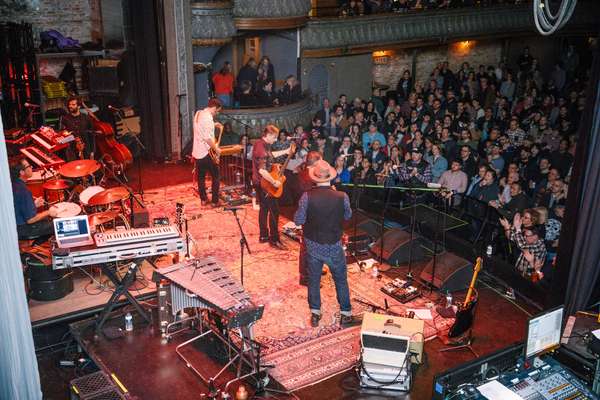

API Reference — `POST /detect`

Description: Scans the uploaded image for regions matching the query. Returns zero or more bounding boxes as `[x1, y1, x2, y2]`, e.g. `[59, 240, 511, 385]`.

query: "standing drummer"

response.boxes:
[10, 158, 58, 238]
[60, 96, 95, 160]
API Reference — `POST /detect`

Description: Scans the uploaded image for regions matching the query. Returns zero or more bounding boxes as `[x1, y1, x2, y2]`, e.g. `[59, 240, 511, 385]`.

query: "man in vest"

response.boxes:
[294, 160, 353, 327]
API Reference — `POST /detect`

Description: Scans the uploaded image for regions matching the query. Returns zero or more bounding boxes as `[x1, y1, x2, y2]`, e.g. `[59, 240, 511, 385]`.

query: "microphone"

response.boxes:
[24, 102, 40, 108]
[223, 206, 243, 212]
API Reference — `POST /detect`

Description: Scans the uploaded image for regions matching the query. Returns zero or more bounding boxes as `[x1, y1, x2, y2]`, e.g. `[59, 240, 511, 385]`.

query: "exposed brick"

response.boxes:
[373, 40, 503, 91]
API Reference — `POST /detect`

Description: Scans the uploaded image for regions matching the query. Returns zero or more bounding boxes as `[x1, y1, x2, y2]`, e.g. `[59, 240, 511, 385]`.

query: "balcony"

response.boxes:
[301, 3, 599, 56]
[190, 1, 236, 46]
[219, 96, 312, 136]
[233, 0, 311, 30]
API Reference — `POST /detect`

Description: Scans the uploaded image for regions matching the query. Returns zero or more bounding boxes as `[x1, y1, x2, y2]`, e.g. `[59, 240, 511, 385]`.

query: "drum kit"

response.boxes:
[29, 159, 133, 231]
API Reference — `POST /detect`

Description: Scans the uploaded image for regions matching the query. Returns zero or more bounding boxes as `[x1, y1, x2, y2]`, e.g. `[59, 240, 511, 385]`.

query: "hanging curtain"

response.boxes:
[553, 36, 600, 317]
[0, 115, 43, 399]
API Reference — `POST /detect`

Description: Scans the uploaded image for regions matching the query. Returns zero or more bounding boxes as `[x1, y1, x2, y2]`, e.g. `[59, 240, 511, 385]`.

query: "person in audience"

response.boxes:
[491, 180, 530, 219]
[237, 58, 258, 92]
[257, 56, 275, 89]
[438, 159, 468, 206]
[315, 98, 331, 125]
[257, 80, 278, 106]
[362, 122, 386, 153]
[424, 143, 448, 182]
[366, 139, 386, 173]
[238, 80, 259, 107]
[212, 62, 234, 107]
[537, 179, 567, 209]
[279, 75, 302, 105]
[501, 213, 547, 279]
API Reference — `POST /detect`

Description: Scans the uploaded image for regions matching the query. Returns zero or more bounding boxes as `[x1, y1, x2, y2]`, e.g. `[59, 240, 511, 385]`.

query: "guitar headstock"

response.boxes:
[474, 257, 483, 273]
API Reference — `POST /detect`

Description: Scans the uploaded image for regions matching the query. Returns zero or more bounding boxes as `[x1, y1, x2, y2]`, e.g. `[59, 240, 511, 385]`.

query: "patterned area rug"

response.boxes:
[143, 181, 455, 390]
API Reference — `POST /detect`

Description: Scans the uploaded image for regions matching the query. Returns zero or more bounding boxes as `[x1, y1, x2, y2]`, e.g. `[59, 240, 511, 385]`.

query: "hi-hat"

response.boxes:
[42, 179, 72, 190]
[59, 160, 101, 178]
[88, 210, 120, 227]
[87, 186, 130, 206]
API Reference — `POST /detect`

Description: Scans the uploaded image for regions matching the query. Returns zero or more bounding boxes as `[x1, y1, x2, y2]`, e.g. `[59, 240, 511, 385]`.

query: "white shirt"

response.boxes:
[192, 108, 215, 159]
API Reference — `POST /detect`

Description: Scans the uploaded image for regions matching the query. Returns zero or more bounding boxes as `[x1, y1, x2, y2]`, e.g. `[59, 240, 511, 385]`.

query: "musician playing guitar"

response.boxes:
[192, 98, 223, 207]
[252, 124, 295, 250]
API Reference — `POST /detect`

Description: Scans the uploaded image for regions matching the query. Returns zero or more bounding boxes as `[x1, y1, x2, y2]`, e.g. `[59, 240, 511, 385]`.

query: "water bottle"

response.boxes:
[371, 265, 379, 279]
[486, 245, 493, 257]
[235, 171, 242, 185]
[445, 291, 453, 308]
[124, 312, 133, 332]
[251, 189, 259, 210]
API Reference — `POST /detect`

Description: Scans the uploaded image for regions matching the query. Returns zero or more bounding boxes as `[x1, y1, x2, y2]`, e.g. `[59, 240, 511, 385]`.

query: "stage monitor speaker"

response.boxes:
[370, 228, 424, 266]
[357, 219, 383, 240]
[419, 252, 472, 292]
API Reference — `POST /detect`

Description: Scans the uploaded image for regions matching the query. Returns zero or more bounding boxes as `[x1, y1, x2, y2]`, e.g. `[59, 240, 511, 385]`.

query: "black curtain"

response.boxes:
[550, 34, 600, 316]
[125, 0, 170, 160]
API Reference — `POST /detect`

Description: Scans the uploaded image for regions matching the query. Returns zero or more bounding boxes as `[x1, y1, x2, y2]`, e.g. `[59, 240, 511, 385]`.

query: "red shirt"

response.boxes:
[212, 73, 234, 95]
[251, 138, 271, 185]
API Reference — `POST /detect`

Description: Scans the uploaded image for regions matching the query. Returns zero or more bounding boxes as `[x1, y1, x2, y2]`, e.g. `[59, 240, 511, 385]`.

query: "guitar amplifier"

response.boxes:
[361, 312, 424, 366]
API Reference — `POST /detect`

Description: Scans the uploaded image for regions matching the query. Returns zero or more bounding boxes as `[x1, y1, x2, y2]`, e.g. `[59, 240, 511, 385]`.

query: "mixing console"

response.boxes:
[434, 352, 599, 400]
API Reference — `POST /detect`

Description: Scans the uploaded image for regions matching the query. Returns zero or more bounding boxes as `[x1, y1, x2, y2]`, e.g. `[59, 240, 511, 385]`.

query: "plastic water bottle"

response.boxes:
[125, 312, 133, 332]
[445, 291, 453, 308]
[371, 265, 379, 279]
[235, 171, 242, 185]
[486, 245, 493, 257]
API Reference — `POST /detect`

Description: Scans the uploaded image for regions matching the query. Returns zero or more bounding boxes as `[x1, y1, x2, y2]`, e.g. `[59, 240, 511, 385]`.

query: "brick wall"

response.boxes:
[373, 40, 504, 91]
[0, 0, 99, 45]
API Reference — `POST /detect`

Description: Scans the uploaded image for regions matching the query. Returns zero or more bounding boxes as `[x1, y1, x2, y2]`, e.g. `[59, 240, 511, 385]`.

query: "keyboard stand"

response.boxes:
[95, 262, 151, 336]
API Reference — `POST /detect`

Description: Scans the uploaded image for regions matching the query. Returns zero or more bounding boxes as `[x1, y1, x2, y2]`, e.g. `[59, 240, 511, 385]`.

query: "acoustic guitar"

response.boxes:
[448, 257, 482, 338]
[260, 142, 296, 198]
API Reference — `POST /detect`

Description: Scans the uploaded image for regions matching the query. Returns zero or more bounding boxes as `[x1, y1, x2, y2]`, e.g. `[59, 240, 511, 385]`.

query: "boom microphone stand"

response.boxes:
[226, 207, 252, 286]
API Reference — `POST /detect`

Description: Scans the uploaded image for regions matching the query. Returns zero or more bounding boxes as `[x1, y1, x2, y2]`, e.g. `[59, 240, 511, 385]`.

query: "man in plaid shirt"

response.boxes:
[506, 213, 547, 277]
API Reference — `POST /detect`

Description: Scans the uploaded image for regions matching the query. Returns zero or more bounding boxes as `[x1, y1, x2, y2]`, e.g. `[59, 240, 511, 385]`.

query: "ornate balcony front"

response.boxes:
[219, 96, 312, 137]
[301, 3, 600, 56]
[233, 0, 311, 30]
[191, 1, 236, 46]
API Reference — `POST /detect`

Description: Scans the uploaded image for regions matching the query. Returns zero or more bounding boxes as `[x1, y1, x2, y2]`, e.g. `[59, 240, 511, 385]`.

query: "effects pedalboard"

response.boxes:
[380, 278, 421, 303]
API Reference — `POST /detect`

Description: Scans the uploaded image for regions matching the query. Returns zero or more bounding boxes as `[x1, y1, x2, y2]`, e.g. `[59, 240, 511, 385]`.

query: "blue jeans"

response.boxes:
[306, 244, 351, 315]
[216, 94, 231, 107]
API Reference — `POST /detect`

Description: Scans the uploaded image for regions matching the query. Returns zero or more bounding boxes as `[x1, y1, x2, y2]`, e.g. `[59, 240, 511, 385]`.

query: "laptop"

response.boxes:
[53, 215, 94, 249]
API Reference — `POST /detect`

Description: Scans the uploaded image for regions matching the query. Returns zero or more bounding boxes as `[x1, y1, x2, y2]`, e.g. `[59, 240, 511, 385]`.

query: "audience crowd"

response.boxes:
[339, 0, 525, 16]
[236, 44, 584, 287]
[211, 57, 303, 108]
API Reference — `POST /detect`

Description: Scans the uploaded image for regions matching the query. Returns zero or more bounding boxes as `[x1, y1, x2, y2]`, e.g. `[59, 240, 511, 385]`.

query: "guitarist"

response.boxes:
[193, 98, 223, 207]
[252, 124, 295, 250]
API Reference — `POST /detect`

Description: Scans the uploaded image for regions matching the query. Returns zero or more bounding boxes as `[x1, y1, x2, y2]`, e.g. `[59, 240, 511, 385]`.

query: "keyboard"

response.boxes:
[20, 146, 65, 169]
[94, 225, 180, 247]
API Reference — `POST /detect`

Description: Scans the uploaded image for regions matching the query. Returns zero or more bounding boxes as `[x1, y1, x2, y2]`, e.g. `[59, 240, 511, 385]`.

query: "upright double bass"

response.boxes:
[82, 101, 133, 169]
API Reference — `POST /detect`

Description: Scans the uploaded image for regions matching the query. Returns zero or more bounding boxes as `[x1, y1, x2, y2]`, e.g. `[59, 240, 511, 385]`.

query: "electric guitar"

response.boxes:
[260, 142, 296, 198]
[448, 257, 482, 338]
[209, 122, 224, 165]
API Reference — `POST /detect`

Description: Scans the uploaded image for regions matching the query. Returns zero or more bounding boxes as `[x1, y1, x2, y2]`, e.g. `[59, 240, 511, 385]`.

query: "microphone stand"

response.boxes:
[378, 177, 393, 266]
[405, 183, 419, 282]
[227, 208, 252, 286]
[113, 107, 146, 201]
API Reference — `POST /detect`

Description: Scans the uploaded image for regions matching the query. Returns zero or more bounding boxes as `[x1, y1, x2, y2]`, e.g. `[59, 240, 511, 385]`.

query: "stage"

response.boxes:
[35, 162, 537, 399]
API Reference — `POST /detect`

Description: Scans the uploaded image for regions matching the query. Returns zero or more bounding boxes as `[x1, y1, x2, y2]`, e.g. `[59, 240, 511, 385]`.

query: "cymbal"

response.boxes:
[59, 160, 101, 178]
[42, 179, 72, 190]
[87, 186, 130, 206]
[88, 210, 120, 226]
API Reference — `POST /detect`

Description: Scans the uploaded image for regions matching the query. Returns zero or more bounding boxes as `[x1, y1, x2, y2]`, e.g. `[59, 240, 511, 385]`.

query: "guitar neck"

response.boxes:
[463, 257, 482, 308]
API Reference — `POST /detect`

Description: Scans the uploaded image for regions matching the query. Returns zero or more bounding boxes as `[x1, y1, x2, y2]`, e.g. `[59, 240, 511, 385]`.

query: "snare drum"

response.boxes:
[26, 170, 57, 199]
[79, 186, 105, 207]
[53, 202, 82, 218]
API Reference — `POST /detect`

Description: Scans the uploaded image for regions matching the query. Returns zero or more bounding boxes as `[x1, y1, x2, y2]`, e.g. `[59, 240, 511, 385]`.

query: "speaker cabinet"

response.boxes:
[419, 252, 473, 292]
[370, 228, 424, 266]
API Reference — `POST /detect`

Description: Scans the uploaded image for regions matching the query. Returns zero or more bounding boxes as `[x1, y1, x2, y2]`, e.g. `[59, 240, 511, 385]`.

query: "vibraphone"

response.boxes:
[154, 257, 264, 390]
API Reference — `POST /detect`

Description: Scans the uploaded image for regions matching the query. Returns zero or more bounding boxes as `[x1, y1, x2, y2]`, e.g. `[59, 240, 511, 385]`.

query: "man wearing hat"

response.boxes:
[294, 160, 353, 327]
[398, 148, 432, 186]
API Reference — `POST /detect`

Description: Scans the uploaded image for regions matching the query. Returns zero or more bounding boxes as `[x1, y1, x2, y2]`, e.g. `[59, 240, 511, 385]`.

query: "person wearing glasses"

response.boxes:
[10, 158, 58, 238]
